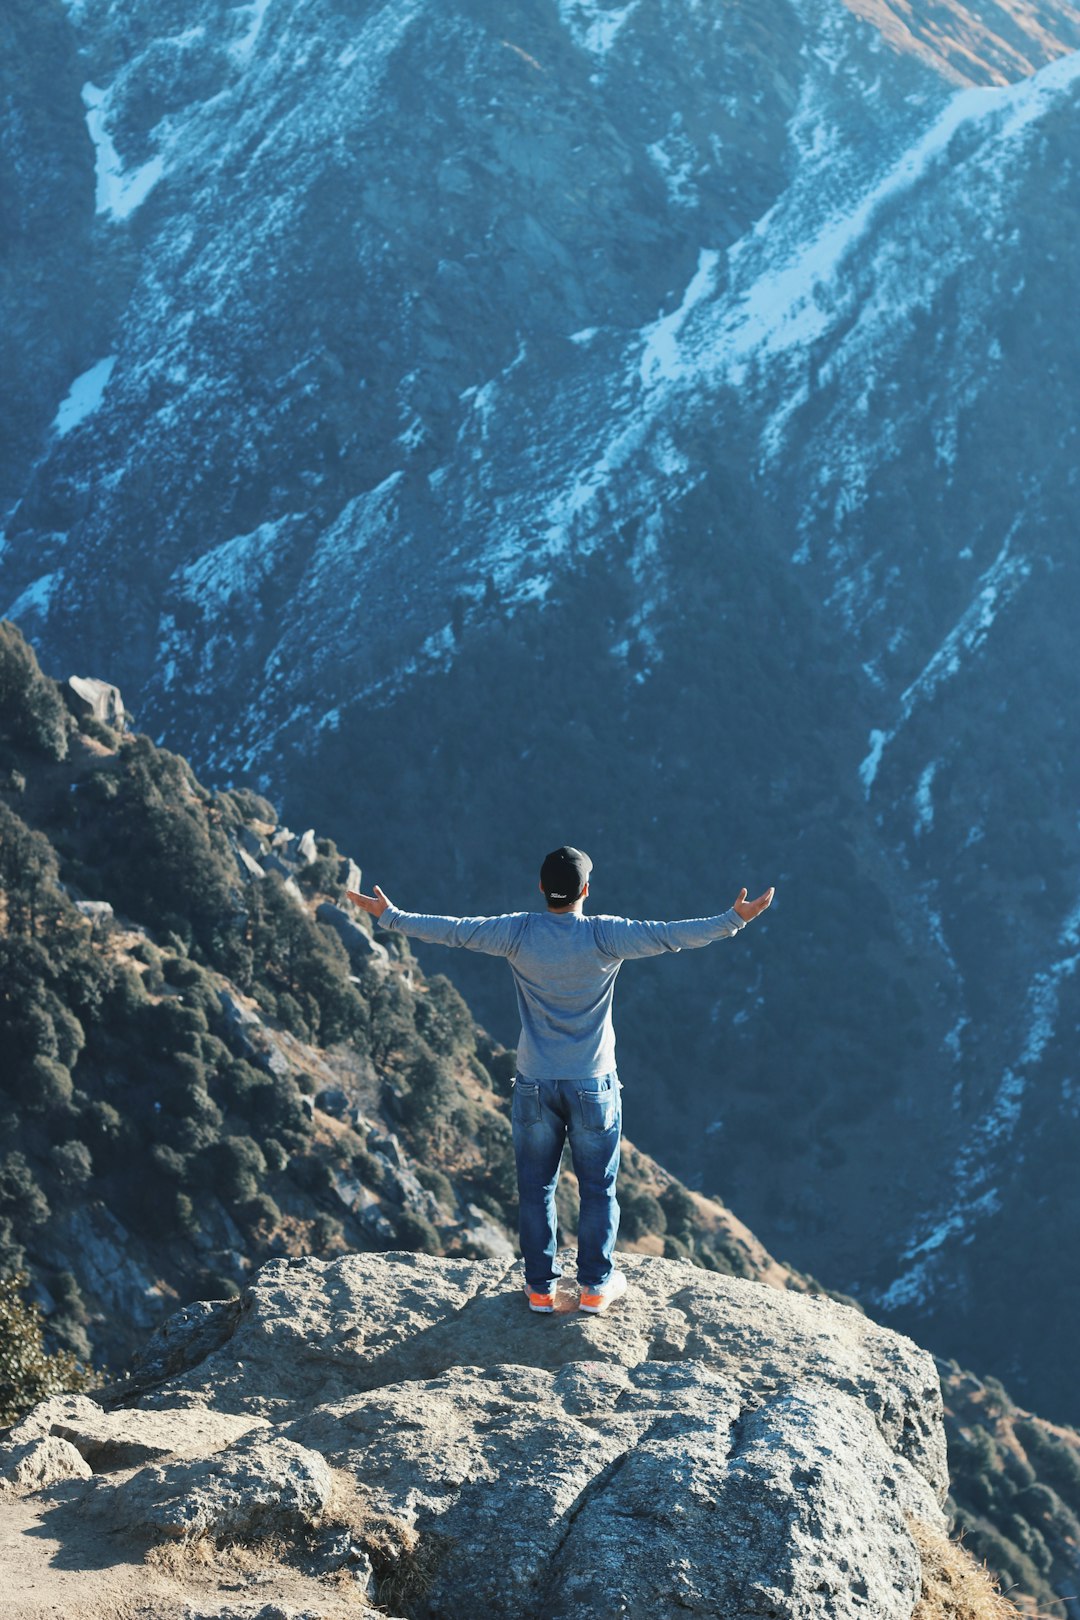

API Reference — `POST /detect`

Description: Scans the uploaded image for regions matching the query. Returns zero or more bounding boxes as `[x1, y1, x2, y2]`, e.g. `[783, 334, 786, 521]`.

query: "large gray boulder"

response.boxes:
[315, 902, 389, 965]
[4, 1255, 954, 1619]
[63, 675, 126, 728]
[111, 1430, 332, 1541]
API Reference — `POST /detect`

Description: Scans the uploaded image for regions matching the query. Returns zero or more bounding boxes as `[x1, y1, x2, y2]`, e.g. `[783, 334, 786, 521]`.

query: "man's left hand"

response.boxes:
[733, 886, 774, 921]
[347, 885, 392, 918]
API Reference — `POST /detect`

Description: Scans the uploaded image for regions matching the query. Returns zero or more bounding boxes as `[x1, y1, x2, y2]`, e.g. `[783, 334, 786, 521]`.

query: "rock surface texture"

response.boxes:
[1, 1253, 951, 1619]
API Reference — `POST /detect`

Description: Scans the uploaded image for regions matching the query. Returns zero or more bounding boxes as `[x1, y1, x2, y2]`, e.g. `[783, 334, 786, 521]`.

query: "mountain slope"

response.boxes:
[2, 0, 1079, 1426]
[3, 622, 1080, 1616]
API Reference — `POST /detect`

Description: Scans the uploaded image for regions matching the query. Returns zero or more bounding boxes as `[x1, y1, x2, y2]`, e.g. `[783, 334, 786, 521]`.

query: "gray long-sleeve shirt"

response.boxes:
[377, 903, 747, 1079]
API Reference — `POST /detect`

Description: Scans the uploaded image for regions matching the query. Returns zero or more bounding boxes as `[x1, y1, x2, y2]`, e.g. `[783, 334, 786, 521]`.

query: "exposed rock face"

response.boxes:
[315, 902, 389, 965]
[0, 1253, 953, 1619]
[62, 676, 126, 728]
[112, 1431, 333, 1542]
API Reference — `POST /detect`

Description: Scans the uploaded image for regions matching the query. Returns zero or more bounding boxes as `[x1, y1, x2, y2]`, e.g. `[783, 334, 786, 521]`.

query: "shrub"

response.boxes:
[0, 1153, 50, 1229]
[0, 1271, 90, 1425]
[660, 1183, 698, 1238]
[0, 803, 64, 934]
[1014, 1419, 1080, 1517]
[190, 1271, 241, 1302]
[202, 1135, 267, 1205]
[619, 1189, 667, 1241]
[48, 1140, 93, 1187]
[394, 1051, 461, 1147]
[261, 1138, 289, 1173]
[0, 623, 69, 761]
[26, 1053, 74, 1112]
[239, 1192, 281, 1234]
[311, 1213, 344, 1251]
[392, 1209, 441, 1255]
[413, 975, 475, 1058]
[415, 1165, 455, 1212]
[175, 1192, 201, 1237]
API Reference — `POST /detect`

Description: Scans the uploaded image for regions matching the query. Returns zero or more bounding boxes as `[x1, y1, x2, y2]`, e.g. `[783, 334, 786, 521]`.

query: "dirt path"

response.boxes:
[0, 1488, 368, 1620]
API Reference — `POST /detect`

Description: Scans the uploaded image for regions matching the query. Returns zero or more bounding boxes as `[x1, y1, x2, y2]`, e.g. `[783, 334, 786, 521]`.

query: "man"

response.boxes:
[348, 847, 773, 1315]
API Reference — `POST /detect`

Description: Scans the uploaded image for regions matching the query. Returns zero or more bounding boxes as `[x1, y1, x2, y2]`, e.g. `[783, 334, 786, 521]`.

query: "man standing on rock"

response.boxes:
[348, 848, 773, 1316]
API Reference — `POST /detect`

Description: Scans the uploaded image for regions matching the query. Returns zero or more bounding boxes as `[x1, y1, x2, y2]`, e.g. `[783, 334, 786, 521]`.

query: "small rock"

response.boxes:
[462, 1202, 516, 1260]
[75, 899, 114, 926]
[0, 1434, 92, 1494]
[112, 1431, 333, 1541]
[237, 826, 267, 859]
[261, 851, 295, 878]
[315, 1087, 350, 1119]
[234, 846, 266, 881]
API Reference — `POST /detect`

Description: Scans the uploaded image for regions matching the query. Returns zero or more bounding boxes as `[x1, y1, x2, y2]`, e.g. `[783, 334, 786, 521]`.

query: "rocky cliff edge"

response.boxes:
[1, 1252, 974, 1619]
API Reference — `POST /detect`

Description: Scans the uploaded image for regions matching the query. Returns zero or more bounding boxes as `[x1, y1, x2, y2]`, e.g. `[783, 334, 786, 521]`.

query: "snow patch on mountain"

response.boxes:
[231, 0, 274, 64]
[647, 118, 700, 209]
[82, 83, 165, 221]
[5, 572, 61, 625]
[914, 761, 937, 835]
[52, 358, 117, 437]
[171, 514, 298, 606]
[640, 249, 721, 387]
[557, 0, 640, 57]
[859, 527, 1031, 796]
[878, 893, 1080, 1310]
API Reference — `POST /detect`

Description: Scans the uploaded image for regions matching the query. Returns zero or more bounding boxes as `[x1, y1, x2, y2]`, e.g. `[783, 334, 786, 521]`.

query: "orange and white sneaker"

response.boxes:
[579, 1269, 627, 1314]
[524, 1280, 559, 1313]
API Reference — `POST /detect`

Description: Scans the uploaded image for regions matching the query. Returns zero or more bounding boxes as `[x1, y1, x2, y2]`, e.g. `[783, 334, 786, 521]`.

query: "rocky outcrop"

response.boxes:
[315, 902, 389, 966]
[62, 676, 126, 729]
[1, 1253, 960, 1619]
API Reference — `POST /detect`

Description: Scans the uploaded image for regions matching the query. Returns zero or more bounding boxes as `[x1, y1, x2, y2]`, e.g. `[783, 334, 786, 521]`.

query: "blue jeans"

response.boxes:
[511, 1072, 621, 1292]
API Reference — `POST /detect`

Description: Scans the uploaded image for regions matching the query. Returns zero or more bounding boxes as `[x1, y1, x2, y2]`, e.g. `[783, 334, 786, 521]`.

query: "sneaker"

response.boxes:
[524, 1281, 559, 1313]
[578, 1270, 627, 1314]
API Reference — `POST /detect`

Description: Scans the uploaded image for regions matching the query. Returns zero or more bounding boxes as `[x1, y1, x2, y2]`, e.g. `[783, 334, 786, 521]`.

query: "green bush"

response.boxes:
[619, 1189, 667, 1241]
[415, 1164, 455, 1212]
[1014, 1419, 1080, 1517]
[392, 1209, 441, 1254]
[0, 1271, 90, 1425]
[660, 1184, 698, 1238]
[413, 975, 475, 1059]
[0, 1153, 50, 1230]
[262, 1138, 289, 1173]
[48, 1140, 93, 1187]
[190, 1271, 241, 1302]
[311, 1213, 344, 1251]
[239, 1192, 281, 1233]
[202, 1135, 267, 1205]
[0, 623, 69, 761]
[28, 1053, 74, 1112]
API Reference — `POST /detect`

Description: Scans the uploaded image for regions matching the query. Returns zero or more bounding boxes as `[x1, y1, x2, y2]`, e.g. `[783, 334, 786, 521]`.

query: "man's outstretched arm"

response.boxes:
[595, 886, 775, 959]
[346, 885, 524, 957]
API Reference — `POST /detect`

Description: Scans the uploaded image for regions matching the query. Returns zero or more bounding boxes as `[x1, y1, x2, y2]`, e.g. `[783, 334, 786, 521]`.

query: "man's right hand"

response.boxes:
[733, 886, 774, 921]
[347, 885, 392, 918]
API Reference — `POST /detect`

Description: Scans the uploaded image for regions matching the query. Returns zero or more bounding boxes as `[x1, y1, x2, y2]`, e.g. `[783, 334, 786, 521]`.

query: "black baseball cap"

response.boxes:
[540, 846, 593, 905]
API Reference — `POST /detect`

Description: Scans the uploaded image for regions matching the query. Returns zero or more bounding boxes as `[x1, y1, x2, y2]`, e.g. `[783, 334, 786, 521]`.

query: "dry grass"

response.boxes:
[912, 1519, 1024, 1619]
[144, 1531, 292, 1577]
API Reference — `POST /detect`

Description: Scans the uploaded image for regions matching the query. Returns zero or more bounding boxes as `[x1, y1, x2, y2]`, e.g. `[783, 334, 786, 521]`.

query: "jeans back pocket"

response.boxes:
[512, 1078, 542, 1126]
[576, 1077, 619, 1132]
